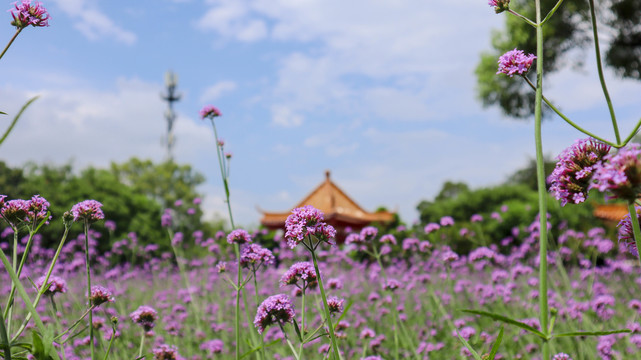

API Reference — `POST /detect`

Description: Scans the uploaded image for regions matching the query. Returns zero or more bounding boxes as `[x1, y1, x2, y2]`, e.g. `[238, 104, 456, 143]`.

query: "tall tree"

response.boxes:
[477, 0, 641, 118]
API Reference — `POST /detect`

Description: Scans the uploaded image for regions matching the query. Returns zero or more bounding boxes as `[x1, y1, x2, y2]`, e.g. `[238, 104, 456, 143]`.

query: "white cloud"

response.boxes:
[271, 105, 303, 127]
[52, 0, 137, 45]
[196, 0, 267, 42]
[200, 81, 238, 103]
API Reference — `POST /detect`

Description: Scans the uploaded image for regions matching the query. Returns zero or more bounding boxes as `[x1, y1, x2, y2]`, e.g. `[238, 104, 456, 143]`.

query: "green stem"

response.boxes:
[0, 304, 11, 360]
[235, 243, 242, 360]
[3, 230, 36, 326]
[391, 296, 399, 360]
[166, 228, 203, 330]
[252, 270, 266, 360]
[540, 0, 566, 26]
[55, 306, 95, 343]
[137, 331, 145, 358]
[588, 0, 620, 143]
[11, 224, 71, 341]
[102, 328, 117, 360]
[534, 0, 550, 359]
[4, 228, 19, 336]
[0, 28, 22, 61]
[310, 247, 341, 360]
[83, 221, 95, 360]
[507, 9, 537, 28]
[521, 76, 618, 147]
[627, 203, 641, 269]
[298, 287, 306, 358]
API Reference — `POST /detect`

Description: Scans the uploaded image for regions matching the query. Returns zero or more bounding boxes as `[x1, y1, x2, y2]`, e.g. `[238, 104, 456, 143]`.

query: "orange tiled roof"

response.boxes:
[260, 171, 395, 227]
[593, 204, 629, 222]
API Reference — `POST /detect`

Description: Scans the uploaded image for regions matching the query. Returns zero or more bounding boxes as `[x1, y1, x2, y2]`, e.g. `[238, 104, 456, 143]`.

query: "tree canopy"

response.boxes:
[477, 0, 641, 118]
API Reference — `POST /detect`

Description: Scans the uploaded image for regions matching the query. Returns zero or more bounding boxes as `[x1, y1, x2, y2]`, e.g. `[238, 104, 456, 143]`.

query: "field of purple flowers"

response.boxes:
[1, 199, 639, 360]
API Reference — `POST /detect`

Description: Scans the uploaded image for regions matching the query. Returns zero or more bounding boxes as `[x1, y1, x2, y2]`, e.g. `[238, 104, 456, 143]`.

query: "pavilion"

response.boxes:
[259, 171, 395, 242]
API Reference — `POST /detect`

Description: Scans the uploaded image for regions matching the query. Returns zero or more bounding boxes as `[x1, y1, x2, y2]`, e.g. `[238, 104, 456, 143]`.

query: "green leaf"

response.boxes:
[239, 339, 281, 360]
[553, 329, 631, 338]
[461, 309, 547, 340]
[455, 329, 483, 360]
[0, 96, 38, 148]
[488, 325, 504, 359]
[293, 318, 303, 342]
[0, 111, 6, 115]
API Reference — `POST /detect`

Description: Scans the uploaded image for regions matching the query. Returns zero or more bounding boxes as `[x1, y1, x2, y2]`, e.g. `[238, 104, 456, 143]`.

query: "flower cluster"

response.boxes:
[1, 198, 29, 226]
[9, 0, 49, 28]
[71, 200, 104, 223]
[496, 48, 536, 77]
[254, 294, 295, 334]
[36, 275, 67, 295]
[284, 205, 336, 249]
[90, 285, 115, 307]
[199, 105, 221, 120]
[240, 243, 275, 269]
[130, 305, 158, 331]
[617, 206, 640, 257]
[591, 143, 641, 202]
[226, 229, 252, 244]
[280, 262, 318, 289]
[488, 0, 510, 13]
[327, 296, 345, 314]
[548, 138, 611, 206]
[152, 344, 183, 360]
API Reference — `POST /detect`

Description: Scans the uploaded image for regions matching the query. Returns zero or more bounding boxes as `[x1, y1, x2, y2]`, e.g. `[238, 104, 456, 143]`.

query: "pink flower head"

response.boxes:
[90, 285, 115, 307]
[327, 296, 345, 315]
[591, 143, 641, 202]
[360, 226, 378, 241]
[200, 105, 221, 120]
[553, 353, 572, 360]
[240, 243, 275, 269]
[130, 305, 158, 331]
[284, 205, 336, 248]
[548, 138, 611, 206]
[226, 229, 252, 244]
[36, 275, 67, 295]
[280, 261, 318, 289]
[488, 0, 510, 13]
[424, 222, 440, 234]
[440, 216, 455, 227]
[26, 195, 50, 224]
[497, 48, 536, 77]
[9, 0, 49, 28]
[617, 205, 640, 258]
[71, 200, 104, 223]
[380, 234, 396, 245]
[1, 199, 29, 226]
[152, 344, 183, 360]
[254, 294, 295, 334]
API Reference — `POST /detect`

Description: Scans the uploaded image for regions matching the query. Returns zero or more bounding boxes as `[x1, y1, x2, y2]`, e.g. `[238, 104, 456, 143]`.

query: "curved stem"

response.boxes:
[0, 28, 22, 61]
[11, 225, 71, 341]
[588, 0, 620, 143]
[252, 270, 266, 360]
[540, 0, 566, 26]
[534, 0, 550, 359]
[521, 76, 618, 147]
[3, 228, 19, 336]
[507, 9, 537, 28]
[235, 243, 242, 360]
[55, 305, 96, 343]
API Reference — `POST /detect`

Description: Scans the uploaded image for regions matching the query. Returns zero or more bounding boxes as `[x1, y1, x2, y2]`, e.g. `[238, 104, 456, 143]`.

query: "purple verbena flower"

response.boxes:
[130, 305, 158, 331]
[488, 0, 510, 13]
[379, 234, 396, 245]
[548, 138, 611, 206]
[284, 205, 335, 249]
[9, 0, 49, 28]
[71, 200, 104, 223]
[617, 205, 640, 257]
[254, 294, 295, 334]
[327, 296, 344, 315]
[226, 229, 252, 245]
[553, 353, 572, 360]
[497, 48, 536, 77]
[360, 226, 378, 241]
[161, 209, 172, 228]
[383, 279, 402, 292]
[592, 143, 641, 202]
[240, 243, 275, 269]
[1, 199, 29, 226]
[90, 285, 114, 307]
[200, 105, 221, 119]
[26, 195, 50, 224]
[280, 262, 318, 289]
[470, 214, 483, 223]
[36, 275, 67, 295]
[200, 339, 223, 354]
[152, 344, 183, 360]
[440, 216, 455, 227]
[424, 223, 440, 234]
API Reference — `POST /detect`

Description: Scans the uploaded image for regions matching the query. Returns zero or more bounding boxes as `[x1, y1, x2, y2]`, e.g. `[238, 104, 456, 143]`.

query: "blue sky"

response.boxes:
[1, 0, 640, 228]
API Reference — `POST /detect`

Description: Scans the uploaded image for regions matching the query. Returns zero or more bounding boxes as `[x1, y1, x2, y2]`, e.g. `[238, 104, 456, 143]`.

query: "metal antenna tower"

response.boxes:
[161, 70, 181, 160]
